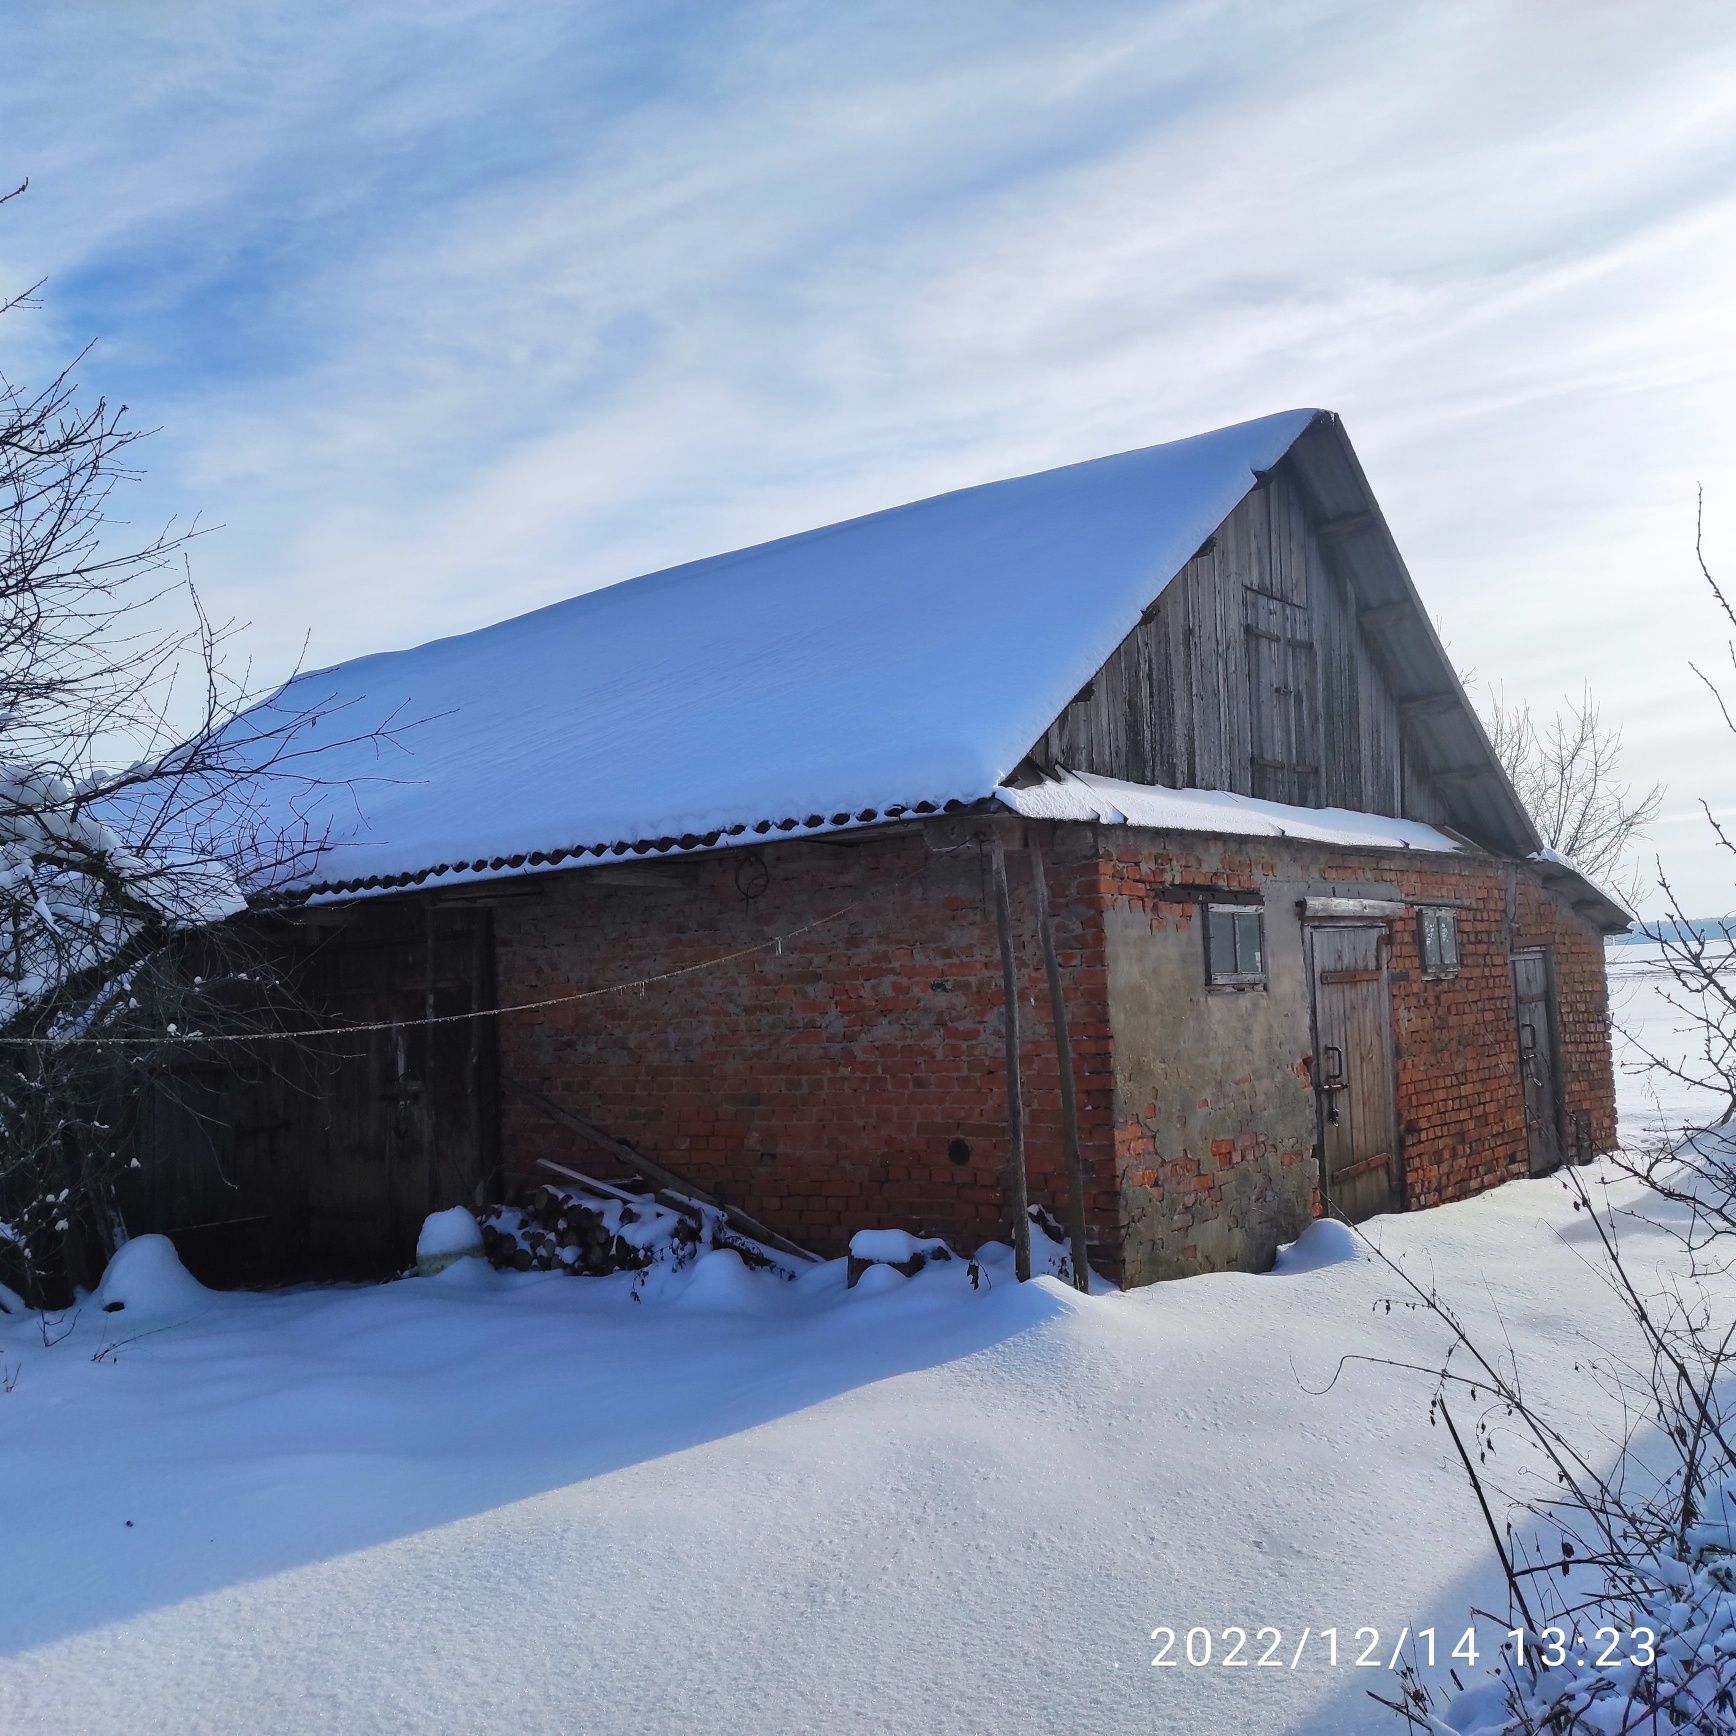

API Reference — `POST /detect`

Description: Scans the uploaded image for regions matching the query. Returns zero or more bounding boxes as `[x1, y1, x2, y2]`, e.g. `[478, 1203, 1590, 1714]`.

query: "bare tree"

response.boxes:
[1379, 501, 1736, 1733]
[1369, 1164, 1736, 1734]
[1483, 686, 1662, 897]
[1618, 496, 1736, 1151]
[0, 182, 397, 1305]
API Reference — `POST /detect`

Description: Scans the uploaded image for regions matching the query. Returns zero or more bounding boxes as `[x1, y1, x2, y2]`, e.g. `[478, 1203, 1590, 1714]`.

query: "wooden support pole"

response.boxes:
[467, 911, 488, 1206]
[990, 833, 1031, 1282]
[1029, 835, 1090, 1293]
[423, 902, 438, 1211]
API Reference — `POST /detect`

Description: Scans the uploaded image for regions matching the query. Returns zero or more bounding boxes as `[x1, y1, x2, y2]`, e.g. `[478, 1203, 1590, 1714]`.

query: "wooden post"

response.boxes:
[467, 911, 488, 1206]
[1030, 834, 1090, 1293]
[423, 902, 438, 1211]
[990, 832, 1031, 1282]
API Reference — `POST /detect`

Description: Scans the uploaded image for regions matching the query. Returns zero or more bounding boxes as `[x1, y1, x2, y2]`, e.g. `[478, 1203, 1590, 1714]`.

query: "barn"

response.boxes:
[128, 408, 1627, 1288]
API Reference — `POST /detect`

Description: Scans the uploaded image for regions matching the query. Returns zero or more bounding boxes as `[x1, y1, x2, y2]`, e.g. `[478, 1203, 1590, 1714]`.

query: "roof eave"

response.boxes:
[263, 796, 998, 907]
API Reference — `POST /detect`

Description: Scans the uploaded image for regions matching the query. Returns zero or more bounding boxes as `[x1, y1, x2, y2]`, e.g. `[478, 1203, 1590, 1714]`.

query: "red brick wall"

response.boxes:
[1366, 855, 1530, 1208]
[492, 832, 1122, 1269]
[1365, 855, 1615, 1207]
[490, 825, 1616, 1287]
[1517, 874, 1619, 1154]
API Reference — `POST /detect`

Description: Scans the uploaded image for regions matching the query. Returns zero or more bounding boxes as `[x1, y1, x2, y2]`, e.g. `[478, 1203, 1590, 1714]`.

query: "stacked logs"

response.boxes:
[478, 1184, 698, 1277]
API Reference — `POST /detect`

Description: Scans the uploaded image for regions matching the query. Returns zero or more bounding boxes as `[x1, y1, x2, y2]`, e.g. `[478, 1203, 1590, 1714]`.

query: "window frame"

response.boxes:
[1418, 906, 1461, 980]
[1205, 901, 1267, 989]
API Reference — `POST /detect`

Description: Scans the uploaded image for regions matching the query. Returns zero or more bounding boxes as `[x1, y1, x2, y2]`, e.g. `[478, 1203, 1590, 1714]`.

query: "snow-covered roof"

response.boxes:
[996, 770, 1465, 854]
[232, 410, 1324, 895]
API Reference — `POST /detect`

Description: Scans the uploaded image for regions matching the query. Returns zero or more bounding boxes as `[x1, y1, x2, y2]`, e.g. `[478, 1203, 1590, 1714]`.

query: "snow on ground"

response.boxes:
[1609, 938, 1726, 1145]
[0, 1180, 1703, 1733]
[0, 944, 1718, 1735]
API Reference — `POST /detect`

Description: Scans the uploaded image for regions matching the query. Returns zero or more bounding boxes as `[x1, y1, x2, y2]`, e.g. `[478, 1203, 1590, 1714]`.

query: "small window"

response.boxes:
[1207, 903, 1266, 987]
[1419, 907, 1460, 979]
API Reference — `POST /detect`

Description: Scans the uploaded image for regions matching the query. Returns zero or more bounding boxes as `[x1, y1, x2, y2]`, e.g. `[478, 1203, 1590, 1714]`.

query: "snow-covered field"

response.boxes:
[0, 944, 1722, 1735]
[1608, 938, 1726, 1142]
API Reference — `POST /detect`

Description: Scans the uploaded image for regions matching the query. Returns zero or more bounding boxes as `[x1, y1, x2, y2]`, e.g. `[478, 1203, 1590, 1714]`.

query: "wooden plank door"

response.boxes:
[300, 908, 498, 1274]
[1308, 924, 1400, 1221]
[121, 905, 499, 1283]
[1511, 949, 1564, 1176]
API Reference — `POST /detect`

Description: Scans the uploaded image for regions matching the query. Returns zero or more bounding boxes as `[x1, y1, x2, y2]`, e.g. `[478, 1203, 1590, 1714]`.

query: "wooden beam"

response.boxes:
[1432, 766, 1499, 785]
[1357, 602, 1413, 631]
[427, 879, 548, 904]
[468, 911, 491, 1199]
[1029, 836, 1089, 1294]
[990, 835, 1032, 1283]
[1301, 896, 1410, 921]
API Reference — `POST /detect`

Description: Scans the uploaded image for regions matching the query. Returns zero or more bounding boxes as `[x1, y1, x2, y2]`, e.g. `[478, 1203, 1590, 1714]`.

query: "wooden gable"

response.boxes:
[1026, 415, 1539, 857]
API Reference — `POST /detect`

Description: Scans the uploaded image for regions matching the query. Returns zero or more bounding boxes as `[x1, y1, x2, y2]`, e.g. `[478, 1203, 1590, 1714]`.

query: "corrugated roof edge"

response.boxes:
[288, 775, 1469, 909]
[291, 795, 994, 905]
[284, 791, 1633, 934]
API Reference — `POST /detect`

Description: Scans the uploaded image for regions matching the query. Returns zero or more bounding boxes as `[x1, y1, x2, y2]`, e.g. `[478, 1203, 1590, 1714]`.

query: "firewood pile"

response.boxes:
[478, 1179, 793, 1281]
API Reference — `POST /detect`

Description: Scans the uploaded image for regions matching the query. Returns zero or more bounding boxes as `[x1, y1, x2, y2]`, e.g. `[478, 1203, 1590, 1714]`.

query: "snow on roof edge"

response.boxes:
[995, 769, 1467, 855]
[294, 769, 1480, 907]
[294, 794, 990, 905]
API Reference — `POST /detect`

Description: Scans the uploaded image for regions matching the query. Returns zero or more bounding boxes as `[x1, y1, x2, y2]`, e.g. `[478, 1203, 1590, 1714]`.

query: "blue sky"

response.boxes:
[5, 0, 1736, 906]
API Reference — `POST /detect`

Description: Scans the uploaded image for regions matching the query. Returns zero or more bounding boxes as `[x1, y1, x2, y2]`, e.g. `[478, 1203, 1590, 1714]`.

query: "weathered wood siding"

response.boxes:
[121, 903, 499, 1284]
[1032, 466, 1448, 823]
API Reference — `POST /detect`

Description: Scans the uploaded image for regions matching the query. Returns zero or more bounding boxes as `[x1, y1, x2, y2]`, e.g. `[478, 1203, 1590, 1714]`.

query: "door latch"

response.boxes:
[1318, 1044, 1346, 1124]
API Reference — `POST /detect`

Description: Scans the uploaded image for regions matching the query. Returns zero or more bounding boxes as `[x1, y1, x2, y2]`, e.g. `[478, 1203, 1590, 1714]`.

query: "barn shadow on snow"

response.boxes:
[0, 1262, 1073, 1657]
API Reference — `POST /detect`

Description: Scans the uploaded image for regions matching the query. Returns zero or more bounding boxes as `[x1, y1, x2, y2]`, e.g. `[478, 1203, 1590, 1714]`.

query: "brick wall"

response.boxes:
[1517, 874, 1619, 1154]
[1356, 853, 1614, 1206]
[490, 824, 1617, 1287]
[492, 831, 1122, 1270]
[1091, 836, 1617, 1280]
[1356, 854, 1529, 1209]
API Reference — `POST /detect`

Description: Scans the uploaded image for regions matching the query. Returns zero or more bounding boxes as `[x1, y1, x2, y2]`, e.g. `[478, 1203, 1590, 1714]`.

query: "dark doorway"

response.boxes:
[123, 900, 500, 1284]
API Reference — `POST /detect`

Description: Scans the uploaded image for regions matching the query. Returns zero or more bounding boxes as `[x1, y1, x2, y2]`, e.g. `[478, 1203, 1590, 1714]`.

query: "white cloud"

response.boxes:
[4, 0, 1736, 905]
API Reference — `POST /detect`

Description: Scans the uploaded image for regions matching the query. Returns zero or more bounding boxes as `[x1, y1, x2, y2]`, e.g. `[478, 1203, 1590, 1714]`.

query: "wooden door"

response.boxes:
[1309, 924, 1400, 1221]
[298, 906, 499, 1273]
[1511, 949, 1564, 1176]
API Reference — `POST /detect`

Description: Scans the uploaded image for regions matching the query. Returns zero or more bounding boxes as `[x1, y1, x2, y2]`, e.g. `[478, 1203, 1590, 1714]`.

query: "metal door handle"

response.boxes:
[1317, 1046, 1346, 1124]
